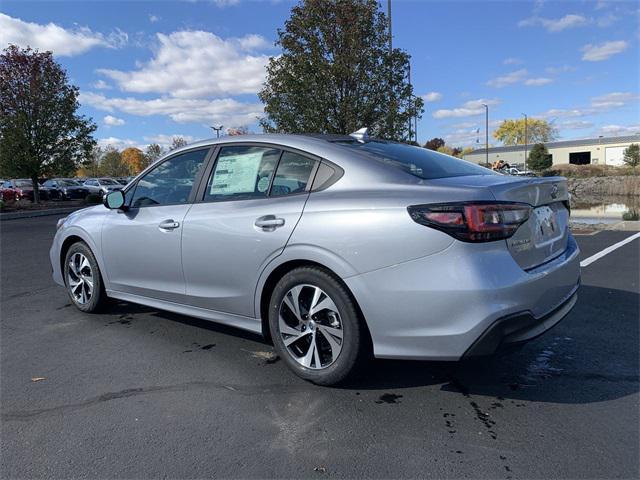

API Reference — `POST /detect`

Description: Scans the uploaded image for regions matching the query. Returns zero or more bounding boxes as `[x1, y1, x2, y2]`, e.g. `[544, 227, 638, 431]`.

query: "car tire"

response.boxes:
[63, 242, 108, 313]
[268, 266, 366, 386]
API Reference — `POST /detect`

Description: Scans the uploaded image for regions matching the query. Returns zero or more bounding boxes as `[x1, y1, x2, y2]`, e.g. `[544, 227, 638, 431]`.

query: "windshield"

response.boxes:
[99, 178, 119, 185]
[59, 180, 80, 186]
[15, 180, 32, 187]
[338, 140, 495, 180]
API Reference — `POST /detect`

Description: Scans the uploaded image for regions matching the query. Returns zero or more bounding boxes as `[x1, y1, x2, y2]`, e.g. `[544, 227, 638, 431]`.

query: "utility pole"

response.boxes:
[210, 125, 224, 138]
[483, 104, 489, 167]
[522, 113, 528, 171]
[407, 62, 412, 143]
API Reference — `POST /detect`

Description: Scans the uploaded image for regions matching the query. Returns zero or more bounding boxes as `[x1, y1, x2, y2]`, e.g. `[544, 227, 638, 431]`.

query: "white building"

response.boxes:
[463, 134, 640, 168]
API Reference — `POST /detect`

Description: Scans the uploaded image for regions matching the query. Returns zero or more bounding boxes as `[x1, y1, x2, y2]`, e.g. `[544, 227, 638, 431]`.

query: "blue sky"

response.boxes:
[2, 0, 639, 151]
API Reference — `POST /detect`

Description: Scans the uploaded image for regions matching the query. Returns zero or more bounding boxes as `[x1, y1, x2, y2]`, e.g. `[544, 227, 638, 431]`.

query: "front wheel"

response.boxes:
[63, 242, 108, 313]
[269, 267, 367, 386]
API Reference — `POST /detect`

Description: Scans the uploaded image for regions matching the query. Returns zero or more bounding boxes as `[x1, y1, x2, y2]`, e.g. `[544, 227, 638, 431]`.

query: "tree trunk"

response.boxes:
[31, 177, 40, 204]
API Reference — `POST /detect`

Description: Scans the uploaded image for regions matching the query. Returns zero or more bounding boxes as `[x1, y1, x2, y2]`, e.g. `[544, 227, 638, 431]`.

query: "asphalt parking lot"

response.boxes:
[1, 215, 638, 479]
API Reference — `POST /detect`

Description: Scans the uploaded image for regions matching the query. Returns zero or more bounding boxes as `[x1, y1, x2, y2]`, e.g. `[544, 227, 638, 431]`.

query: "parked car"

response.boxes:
[42, 178, 90, 200]
[2, 179, 50, 201]
[114, 177, 132, 186]
[50, 133, 580, 385]
[0, 181, 16, 202]
[82, 178, 122, 196]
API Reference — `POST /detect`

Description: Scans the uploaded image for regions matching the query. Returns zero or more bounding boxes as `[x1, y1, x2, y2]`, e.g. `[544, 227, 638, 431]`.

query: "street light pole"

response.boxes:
[482, 104, 489, 167]
[522, 113, 528, 171]
[210, 125, 223, 138]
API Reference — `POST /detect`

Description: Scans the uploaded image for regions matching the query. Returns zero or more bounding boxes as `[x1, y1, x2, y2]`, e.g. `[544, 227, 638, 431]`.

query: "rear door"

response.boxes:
[181, 145, 318, 317]
[101, 147, 210, 302]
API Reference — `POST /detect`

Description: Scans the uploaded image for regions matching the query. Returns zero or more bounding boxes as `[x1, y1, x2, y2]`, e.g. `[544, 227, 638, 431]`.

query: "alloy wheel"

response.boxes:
[67, 252, 94, 305]
[278, 284, 344, 369]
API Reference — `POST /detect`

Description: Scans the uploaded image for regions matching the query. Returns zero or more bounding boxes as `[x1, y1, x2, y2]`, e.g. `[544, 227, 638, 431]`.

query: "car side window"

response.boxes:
[204, 146, 281, 201]
[130, 148, 209, 208]
[270, 151, 317, 197]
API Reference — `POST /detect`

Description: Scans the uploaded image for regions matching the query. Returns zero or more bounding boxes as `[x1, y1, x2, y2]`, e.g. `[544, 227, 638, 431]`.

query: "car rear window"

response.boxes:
[338, 140, 495, 180]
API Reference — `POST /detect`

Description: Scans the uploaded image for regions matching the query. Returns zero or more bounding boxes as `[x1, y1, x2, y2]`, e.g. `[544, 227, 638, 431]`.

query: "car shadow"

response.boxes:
[108, 284, 638, 405]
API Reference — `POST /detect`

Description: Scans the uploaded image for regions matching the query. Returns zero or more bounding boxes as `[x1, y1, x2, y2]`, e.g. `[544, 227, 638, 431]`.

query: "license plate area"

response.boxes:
[533, 205, 561, 245]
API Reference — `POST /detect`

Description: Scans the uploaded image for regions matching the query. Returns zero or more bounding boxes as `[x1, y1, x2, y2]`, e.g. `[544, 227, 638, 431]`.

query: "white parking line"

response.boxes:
[580, 232, 640, 268]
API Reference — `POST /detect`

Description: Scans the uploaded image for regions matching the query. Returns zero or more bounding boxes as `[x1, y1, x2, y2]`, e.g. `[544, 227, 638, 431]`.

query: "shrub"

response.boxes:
[542, 164, 633, 178]
[85, 193, 102, 205]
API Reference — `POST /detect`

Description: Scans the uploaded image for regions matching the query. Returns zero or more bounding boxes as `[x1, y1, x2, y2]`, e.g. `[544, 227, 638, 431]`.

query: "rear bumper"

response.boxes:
[345, 234, 581, 360]
[462, 283, 579, 358]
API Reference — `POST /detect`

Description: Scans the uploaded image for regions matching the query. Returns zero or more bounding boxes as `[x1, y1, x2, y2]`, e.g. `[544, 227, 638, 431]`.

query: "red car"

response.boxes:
[1, 179, 50, 201]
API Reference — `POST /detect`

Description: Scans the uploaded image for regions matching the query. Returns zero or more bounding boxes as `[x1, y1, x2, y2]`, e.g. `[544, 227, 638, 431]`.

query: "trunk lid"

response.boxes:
[429, 175, 570, 270]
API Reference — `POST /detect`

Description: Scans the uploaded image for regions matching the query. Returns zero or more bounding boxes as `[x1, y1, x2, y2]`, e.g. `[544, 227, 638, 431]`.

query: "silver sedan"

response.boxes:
[50, 133, 580, 385]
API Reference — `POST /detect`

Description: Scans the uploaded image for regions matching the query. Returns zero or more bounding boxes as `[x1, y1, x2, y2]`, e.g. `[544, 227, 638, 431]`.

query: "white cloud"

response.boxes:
[211, 0, 241, 5]
[597, 124, 640, 136]
[421, 92, 442, 103]
[524, 77, 553, 86]
[97, 137, 143, 150]
[143, 134, 195, 148]
[103, 115, 125, 126]
[545, 64, 575, 75]
[518, 14, 589, 32]
[0, 13, 126, 56]
[80, 92, 264, 126]
[97, 30, 271, 98]
[149, 14, 161, 23]
[559, 120, 594, 130]
[581, 40, 628, 61]
[486, 69, 528, 88]
[433, 98, 500, 119]
[539, 91, 639, 119]
[93, 79, 112, 90]
[503, 57, 523, 65]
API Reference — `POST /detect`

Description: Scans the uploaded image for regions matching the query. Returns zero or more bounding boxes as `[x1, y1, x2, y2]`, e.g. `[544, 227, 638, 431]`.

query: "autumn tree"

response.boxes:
[0, 45, 96, 201]
[259, 0, 423, 141]
[100, 147, 130, 177]
[527, 143, 553, 172]
[121, 147, 148, 175]
[623, 143, 639, 173]
[145, 143, 164, 164]
[169, 136, 188, 151]
[424, 138, 445, 151]
[493, 118, 558, 146]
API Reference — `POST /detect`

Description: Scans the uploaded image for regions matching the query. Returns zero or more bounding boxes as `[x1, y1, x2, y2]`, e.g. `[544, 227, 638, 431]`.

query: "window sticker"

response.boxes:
[257, 175, 271, 193]
[209, 151, 264, 195]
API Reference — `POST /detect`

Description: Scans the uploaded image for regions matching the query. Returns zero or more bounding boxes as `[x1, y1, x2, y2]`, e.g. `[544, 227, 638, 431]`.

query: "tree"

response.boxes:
[169, 136, 188, 151]
[424, 137, 445, 151]
[0, 45, 96, 202]
[623, 143, 639, 173]
[259, 0, 423, 142]
[227, 126, 249, 136]
[121, 147, 148, 175]
[527, 143, 553, 172]
[493, 118, 558, 146]
[100, 147, 130, 177]
[77, 146, 102, 177]
[145, 143, 164, 164]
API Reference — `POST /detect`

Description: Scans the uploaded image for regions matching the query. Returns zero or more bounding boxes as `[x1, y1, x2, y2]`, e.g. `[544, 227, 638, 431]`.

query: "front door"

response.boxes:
[101, 147, 210, 302]
[182, 146, 318, 317]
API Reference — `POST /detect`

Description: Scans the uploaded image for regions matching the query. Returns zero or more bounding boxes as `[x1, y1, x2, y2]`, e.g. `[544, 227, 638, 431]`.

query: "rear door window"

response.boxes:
[204, 146, 281, 201]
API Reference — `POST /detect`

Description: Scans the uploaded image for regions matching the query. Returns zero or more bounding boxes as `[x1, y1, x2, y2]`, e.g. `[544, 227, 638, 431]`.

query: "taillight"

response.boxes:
[407, 202, 532, 242]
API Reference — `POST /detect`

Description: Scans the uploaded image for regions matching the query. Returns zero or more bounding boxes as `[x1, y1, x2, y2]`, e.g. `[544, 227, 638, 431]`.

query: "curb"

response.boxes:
[0, 206, 86, 221]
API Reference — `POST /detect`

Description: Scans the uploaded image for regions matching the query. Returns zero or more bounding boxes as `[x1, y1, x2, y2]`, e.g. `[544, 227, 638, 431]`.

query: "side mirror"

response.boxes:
[104, 190, 126, 210]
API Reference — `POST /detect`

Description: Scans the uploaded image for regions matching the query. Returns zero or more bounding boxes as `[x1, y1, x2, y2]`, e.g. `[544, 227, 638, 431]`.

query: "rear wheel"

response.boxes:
[269, 267, 365, 385]
[64, 242, 108, 313]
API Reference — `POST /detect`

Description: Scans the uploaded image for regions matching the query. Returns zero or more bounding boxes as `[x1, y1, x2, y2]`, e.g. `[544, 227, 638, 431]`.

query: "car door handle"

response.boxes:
[255, 215, 285, 230]
[159, 219, 180, 231]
